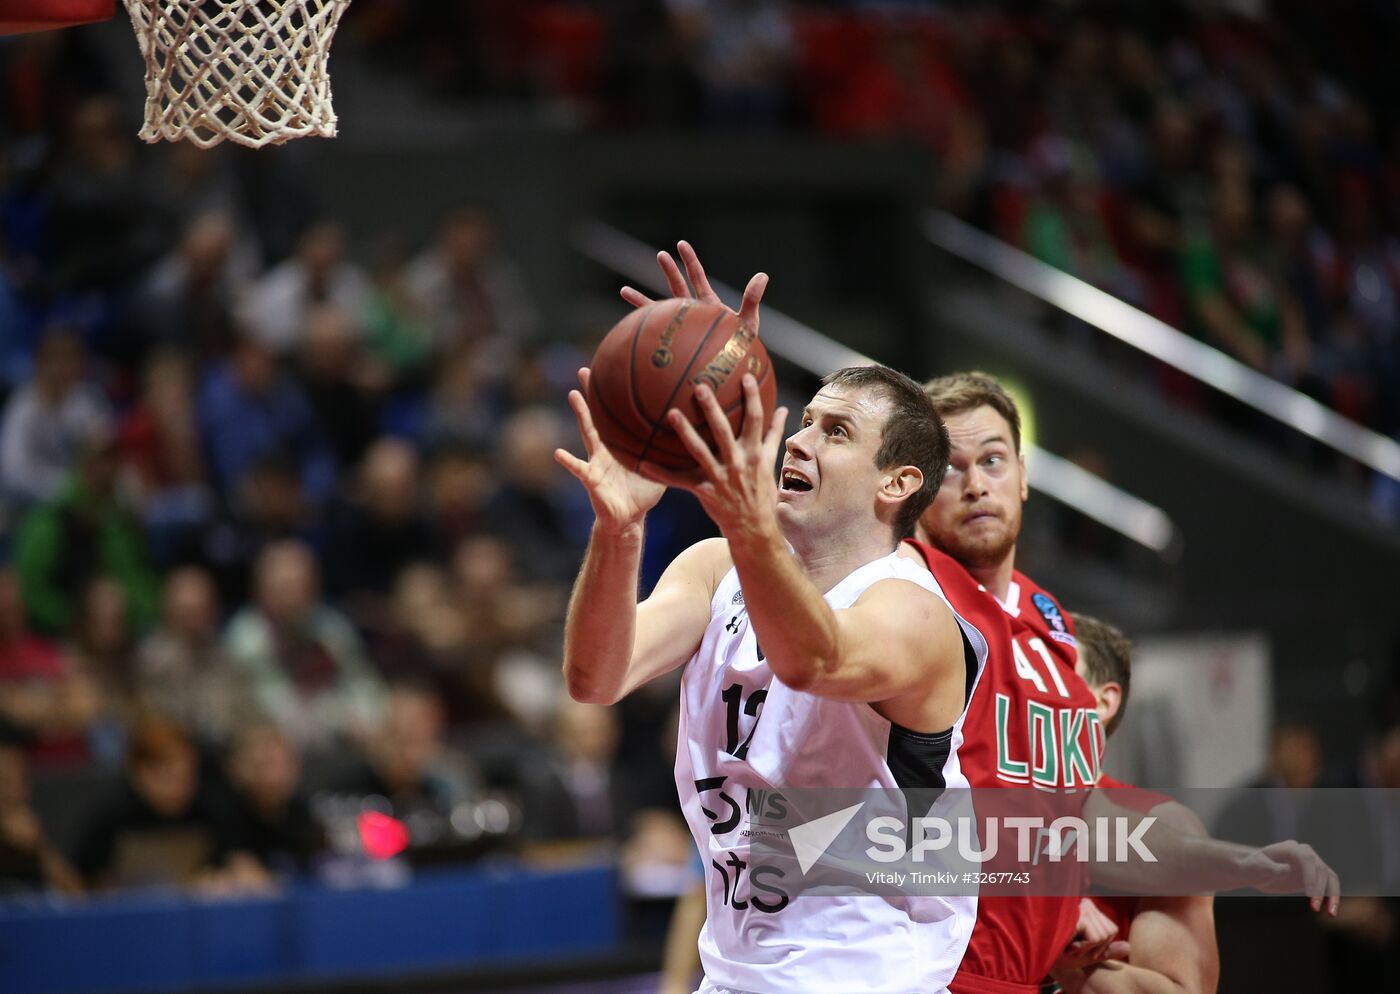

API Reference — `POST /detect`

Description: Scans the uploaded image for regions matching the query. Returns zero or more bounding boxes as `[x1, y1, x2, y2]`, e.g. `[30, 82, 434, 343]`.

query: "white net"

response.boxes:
[122, 0, 352, 149]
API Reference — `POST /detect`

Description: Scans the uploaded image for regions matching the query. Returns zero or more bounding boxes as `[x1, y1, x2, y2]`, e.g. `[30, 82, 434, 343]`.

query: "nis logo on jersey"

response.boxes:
[997, 636, 1104, 787]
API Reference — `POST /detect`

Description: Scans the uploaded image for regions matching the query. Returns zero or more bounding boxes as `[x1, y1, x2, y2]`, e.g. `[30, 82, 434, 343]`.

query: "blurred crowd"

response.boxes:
[0, 29, 711, 901]
[351, 0, 1400, 507]
[3, 0, 1400, 905]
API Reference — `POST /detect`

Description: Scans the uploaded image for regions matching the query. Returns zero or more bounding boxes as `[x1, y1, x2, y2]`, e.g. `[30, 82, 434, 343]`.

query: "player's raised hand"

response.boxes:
[621, 240, 769, 337]
[644, 373, 788, 538]
[554, 367, 666, 532]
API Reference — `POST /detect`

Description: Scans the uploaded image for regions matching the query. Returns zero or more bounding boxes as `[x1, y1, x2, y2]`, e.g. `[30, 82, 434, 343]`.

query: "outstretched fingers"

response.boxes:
[553, 447, 589, 481]
[667, 404, 725, 480]
[657, 250, 691, 299]
[738, 271, 769, 329]
[694, 384, 740, 464]
[620, 286, 653, 309]
[566, 378, 600, 457]
[738, 374, 766, 448]
[763, 405, 790, 465]
[676, 240, 719, 305]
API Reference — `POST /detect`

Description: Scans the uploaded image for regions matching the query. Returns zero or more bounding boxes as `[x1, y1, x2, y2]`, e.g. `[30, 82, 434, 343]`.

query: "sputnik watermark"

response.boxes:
[862, 815, 1158, 866]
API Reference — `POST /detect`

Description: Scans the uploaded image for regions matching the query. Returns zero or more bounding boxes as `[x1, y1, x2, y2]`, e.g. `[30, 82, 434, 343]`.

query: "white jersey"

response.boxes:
[675, 550, 989, 994]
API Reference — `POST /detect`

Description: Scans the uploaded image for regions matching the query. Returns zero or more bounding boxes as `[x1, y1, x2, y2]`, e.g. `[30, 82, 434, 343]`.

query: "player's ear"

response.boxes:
[883, 465, 923, 501]
[1100, 681, 1123, 731]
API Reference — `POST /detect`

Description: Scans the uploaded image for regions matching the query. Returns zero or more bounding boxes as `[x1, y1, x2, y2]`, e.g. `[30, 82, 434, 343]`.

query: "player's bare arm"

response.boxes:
[1082, 789, 1340, 916]
[1058, 901, 1217, 994]
[556, 369, 727, 705]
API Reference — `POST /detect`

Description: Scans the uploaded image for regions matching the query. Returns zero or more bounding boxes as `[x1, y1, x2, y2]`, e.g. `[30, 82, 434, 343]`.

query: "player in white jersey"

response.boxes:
[554, 245, 987, 994]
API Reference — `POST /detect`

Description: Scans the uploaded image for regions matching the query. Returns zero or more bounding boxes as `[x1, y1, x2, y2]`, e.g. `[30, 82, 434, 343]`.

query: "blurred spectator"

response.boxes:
[12, 431, 158, 636]
[0, 328, 112, 508]
[1319, 722, 1400, 990]
[520, 697, 629, 841]
[238, 222, 371, 356]
[482, 407, 590, 585]
[377, 563, 480, 717]
[66, 578, 140, 743]
[147, 144, 250, 235]
[297, 305, 385, 469]
[118, 350, 212, 566]
[667, 0, 794, 129]
[0, 736, 83, 895]
[1264, 185, 1331, 345]
[451, 534, 562, 662]
[71, 714, 233, 889]
[421, 345, 503, 453]
[0, 568, 98, 766]
[328, 682, 478, 815]
[425, 447, 494, 551]
[128, 211, 254, 358]
[1181, 182, 1312, 378]
[1325, 185, 1400, 420]
[204, 456, 318, 606]
[196, 334, 337, 506]
[359, 237, 434, 385]
[325, 438, 435, 604]
[135, 567, 255, 747]
[403, 207, 536, 358]
[222, 722, 323, 877]
[0, 30, 104, 145]
[223, 541, 385, 752]
[1022, 138, 1136, 303]
[1214, 720, 1324, 847]
[42, 96, 164, 296]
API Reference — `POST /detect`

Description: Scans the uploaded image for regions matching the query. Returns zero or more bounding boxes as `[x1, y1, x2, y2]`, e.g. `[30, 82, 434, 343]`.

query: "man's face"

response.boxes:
[232, 728, 300, 810]
[777, 384, 892, 538]
[132, 750, 197, 818]
[919, 404, 1026, 571]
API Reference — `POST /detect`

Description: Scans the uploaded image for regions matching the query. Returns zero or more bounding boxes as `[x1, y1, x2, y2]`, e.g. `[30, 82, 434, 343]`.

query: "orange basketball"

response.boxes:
[586, 298, 777, 474]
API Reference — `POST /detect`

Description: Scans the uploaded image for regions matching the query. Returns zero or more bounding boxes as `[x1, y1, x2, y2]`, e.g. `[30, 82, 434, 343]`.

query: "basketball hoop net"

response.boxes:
[121, 0, 352, 149]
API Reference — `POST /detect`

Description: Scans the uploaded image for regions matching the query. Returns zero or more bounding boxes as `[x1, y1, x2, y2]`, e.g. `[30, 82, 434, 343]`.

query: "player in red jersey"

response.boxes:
[901, 371, 1103, 994]
[902, 372, 1336, 994]
[1048, 614, 1218, 994]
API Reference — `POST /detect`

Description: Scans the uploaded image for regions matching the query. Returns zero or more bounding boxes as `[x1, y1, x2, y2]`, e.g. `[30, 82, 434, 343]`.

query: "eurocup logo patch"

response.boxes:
[1032, 592, 1076, 647]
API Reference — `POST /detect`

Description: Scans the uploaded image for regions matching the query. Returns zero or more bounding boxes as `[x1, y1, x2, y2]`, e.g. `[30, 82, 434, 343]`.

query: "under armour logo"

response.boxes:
[725, 615, 741, 634]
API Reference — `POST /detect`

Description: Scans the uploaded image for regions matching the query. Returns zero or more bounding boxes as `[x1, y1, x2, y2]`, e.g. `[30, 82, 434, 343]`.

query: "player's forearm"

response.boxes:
[1085, 794, 1258, 894]
[658, 884, 706, 994]
[562, 522, 645, 704]
[725, 525, 840, 692]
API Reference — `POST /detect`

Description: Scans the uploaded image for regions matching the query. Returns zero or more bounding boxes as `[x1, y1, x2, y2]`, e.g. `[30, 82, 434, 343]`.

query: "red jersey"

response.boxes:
[906, 541, 1104, 994]
[1089, 775, 1177, 939]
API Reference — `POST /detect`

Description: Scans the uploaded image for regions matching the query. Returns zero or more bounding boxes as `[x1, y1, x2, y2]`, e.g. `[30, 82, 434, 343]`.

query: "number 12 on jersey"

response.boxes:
[721, 682, 768, 760]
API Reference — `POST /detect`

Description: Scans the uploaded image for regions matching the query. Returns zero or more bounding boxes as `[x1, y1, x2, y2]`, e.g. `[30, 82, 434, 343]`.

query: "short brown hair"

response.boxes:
[1070, 613, 1132, 735]
[126, 714, 195, 768]
[822, 365, 950, 539]
[923, 371, 1023, 453]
